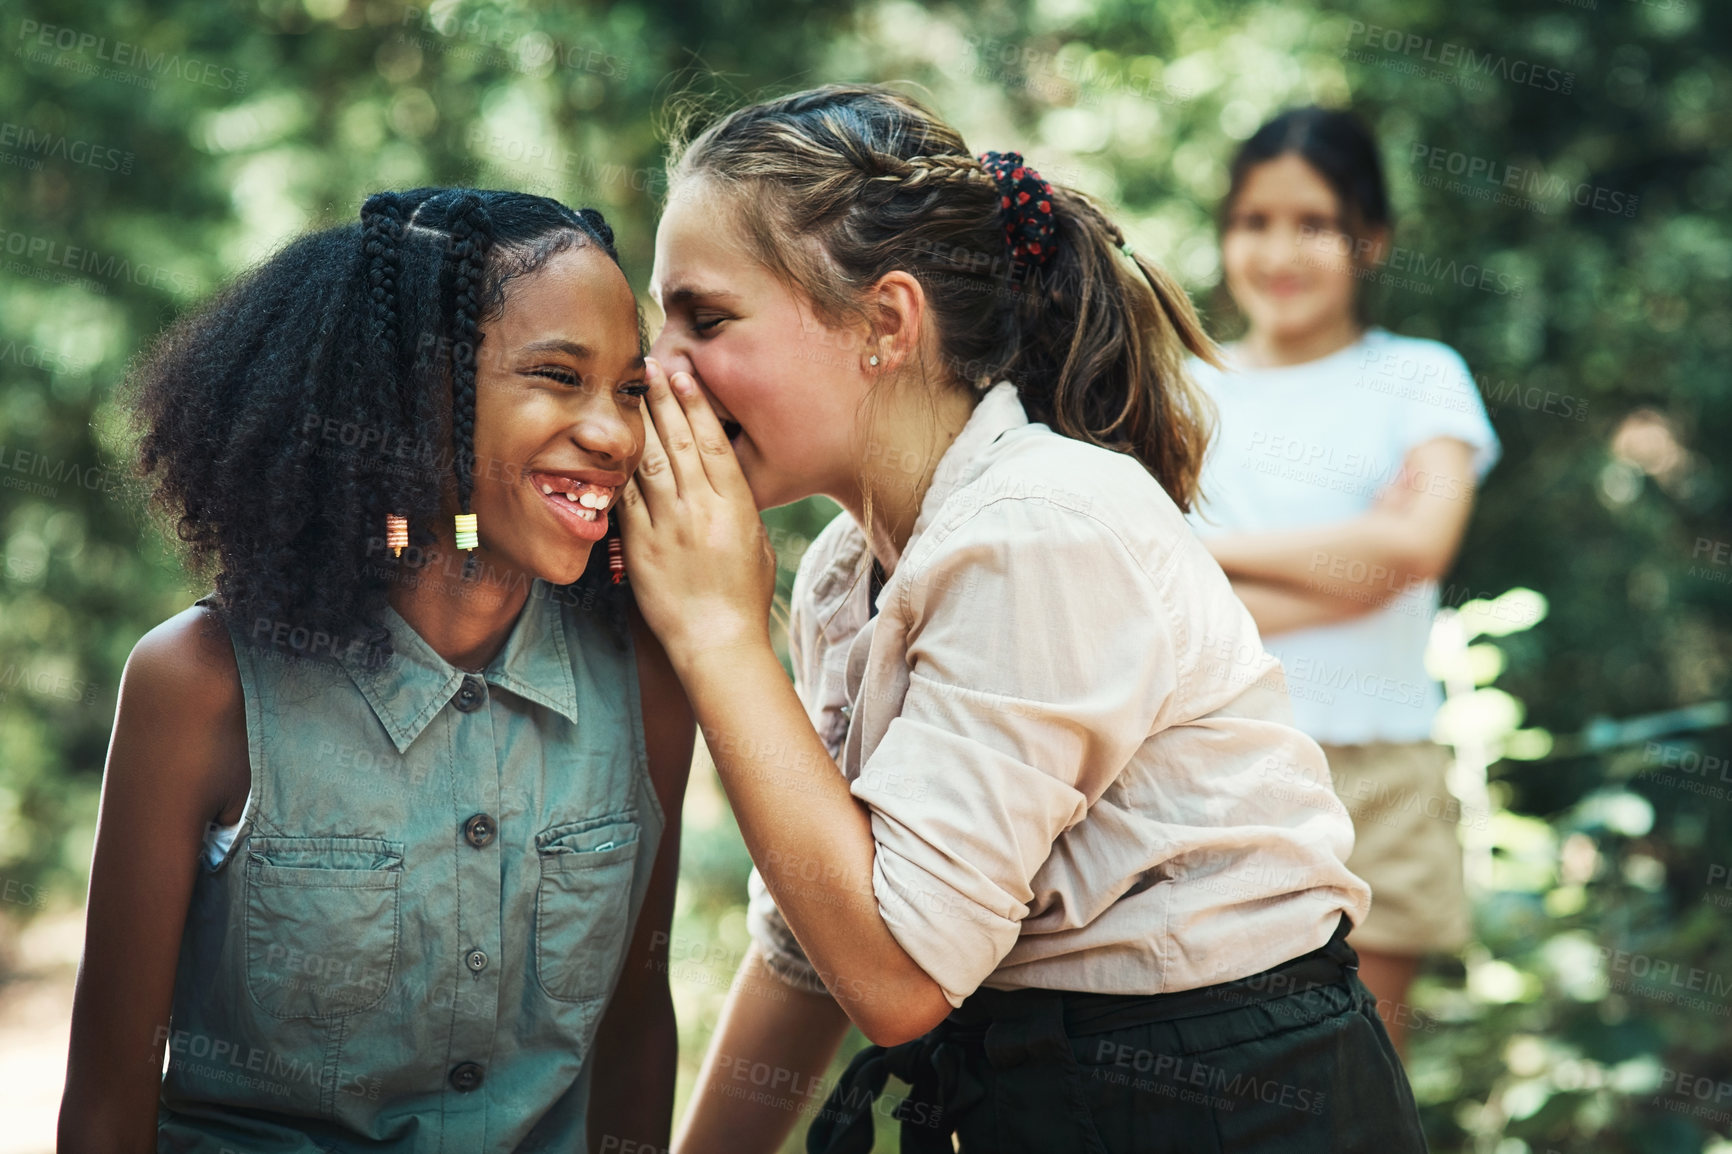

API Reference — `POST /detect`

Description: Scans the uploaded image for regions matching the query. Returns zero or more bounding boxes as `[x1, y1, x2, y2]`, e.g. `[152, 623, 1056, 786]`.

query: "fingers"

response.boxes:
[666, 368, 752, 501]
[616, 476, 650, 531]
[633, 362, 679, 510]
[641, 356, 702, 496]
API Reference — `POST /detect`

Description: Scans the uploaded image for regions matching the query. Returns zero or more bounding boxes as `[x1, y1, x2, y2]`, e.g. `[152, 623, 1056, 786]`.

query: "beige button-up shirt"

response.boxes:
[747, 382, 1371, 1008]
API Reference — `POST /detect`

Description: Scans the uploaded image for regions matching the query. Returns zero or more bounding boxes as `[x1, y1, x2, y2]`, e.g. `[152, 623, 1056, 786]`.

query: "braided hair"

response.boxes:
[667, 83, 1217, 512]
[130, 188, 621, 664]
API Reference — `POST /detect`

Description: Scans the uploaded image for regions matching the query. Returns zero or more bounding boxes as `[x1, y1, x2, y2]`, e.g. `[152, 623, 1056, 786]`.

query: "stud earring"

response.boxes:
[868, 354, 880, 367]
[385, 513, 408, 557]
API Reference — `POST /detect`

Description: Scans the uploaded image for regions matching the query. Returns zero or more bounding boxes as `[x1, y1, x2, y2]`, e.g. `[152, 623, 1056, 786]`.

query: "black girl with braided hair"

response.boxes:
[619, 85, 1423, 1151]
[59, 188, 695, 1152]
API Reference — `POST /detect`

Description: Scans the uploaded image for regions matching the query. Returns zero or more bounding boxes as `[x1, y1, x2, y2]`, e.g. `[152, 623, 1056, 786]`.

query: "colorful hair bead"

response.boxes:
[607, 529, 626, 585]
[453, 512, 479, 551]
[385, 513, 408, 557]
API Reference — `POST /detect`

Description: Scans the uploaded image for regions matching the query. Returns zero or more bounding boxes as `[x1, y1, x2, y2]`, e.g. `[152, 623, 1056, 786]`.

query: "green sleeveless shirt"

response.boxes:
[157, 578, 663, 1150]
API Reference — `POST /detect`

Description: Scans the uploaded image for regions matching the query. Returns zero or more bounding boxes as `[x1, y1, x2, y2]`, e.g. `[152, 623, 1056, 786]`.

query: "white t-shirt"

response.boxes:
[1187, 328, 1501, 745]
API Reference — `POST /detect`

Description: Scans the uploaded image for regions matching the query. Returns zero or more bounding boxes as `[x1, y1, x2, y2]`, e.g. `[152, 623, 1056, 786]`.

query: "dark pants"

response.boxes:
[807, 917, 1427, 1153]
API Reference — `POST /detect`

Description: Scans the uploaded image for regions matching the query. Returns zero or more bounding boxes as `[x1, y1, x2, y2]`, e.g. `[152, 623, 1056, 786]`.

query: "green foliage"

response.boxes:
[2, 0, 1727, 1149]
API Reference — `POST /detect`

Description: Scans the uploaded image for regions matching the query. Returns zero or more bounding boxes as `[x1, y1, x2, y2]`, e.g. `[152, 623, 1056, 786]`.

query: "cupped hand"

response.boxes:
[616, 358, 778, 665]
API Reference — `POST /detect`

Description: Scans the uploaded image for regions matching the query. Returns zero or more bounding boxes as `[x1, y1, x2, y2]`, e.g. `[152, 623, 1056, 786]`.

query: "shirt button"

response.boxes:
[454, 675, 486, 713]
[465, 948, 488, 973]
[462, 813, 496, 848]
[448, 1061, 484, 1092]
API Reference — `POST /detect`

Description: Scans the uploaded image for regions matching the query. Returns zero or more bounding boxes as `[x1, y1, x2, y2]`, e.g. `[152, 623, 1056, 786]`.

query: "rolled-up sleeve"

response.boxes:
[852, 496, 1180, 1007]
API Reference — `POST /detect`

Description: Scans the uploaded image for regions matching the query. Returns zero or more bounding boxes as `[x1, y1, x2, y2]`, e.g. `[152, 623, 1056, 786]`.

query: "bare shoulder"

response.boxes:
[117, 603, 249, 822]
[126, 604, 243, 717]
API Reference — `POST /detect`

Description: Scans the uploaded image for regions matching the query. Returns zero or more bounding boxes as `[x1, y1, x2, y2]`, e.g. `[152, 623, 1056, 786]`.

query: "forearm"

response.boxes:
[588, 985, 677, 1154]
[1231, 576, 1381, 637]
[671, 641, 948, 1042]
[675, 943, 853, 1154]
[59, 955, 171, 1153]
[1207, 511, 1438, 597]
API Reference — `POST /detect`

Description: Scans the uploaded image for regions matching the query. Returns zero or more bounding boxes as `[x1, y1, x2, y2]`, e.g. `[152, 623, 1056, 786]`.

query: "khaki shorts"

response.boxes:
[1321, 740, 1470, 956]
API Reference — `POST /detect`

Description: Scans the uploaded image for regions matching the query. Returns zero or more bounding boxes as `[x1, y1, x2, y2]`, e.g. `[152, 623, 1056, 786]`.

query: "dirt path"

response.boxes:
[0, 909, 82, 1154]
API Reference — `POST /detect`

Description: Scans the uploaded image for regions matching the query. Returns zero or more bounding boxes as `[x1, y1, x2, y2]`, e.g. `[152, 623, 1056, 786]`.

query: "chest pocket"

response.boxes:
[245, 836, 402, 1020]
[534, 814, 640, 1004]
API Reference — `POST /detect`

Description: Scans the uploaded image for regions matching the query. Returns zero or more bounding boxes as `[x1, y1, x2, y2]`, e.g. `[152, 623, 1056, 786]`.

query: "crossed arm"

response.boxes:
[1205, 437, 1480, 637]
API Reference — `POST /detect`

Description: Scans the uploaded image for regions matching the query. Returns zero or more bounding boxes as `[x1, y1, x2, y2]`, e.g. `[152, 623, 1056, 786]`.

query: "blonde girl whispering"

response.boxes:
[622, 86, 1423, 1152]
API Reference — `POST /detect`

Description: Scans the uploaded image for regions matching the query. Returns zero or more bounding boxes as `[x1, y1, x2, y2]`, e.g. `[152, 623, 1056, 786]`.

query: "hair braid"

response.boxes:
[577, 207, 614, 250]
[359, 191, 406, 403]
[867, 152, 992, 193]
[444, 191, 493, 519]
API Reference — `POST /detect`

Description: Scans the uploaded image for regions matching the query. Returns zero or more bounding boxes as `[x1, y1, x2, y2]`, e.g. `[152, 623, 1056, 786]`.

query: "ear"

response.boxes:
[864, 271, 926, 375]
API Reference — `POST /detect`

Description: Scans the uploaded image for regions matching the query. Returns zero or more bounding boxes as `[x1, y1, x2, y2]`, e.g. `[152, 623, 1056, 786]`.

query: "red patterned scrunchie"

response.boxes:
[978, 149, 1057, 268]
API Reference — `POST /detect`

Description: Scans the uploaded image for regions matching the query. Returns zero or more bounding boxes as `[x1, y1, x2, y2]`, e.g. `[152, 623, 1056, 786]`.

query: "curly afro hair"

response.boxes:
[128, 187, 625, 664]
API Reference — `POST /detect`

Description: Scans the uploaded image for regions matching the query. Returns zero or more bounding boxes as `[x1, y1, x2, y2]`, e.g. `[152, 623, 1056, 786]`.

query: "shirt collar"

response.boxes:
[806, 381, 1029, 635]
[903, 380, 1029, 560]
[337, 578, 582, 753]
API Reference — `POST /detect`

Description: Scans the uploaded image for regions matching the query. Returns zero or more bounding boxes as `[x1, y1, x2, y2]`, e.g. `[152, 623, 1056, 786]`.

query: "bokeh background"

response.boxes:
[2, 0, 1729, 1149]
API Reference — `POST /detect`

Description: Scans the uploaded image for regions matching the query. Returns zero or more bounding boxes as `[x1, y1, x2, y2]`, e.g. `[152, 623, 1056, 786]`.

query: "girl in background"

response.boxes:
[1188, 107, 1501, 1055]
[59, 188, 694, 1151]
[622, 84, 1422, 1152]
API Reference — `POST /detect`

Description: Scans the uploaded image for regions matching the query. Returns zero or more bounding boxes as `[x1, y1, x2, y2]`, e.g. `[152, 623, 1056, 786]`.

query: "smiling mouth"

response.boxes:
[527, 472, 618, 542]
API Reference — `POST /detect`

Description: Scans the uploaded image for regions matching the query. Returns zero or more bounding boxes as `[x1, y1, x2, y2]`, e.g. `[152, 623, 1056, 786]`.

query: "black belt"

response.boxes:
[805, 915, 1357, 1153]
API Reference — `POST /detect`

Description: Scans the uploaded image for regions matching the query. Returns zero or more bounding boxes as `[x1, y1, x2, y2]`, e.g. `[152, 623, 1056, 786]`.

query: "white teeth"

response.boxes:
[575, 508, 598, 521]
[537, 476, 613, 513]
